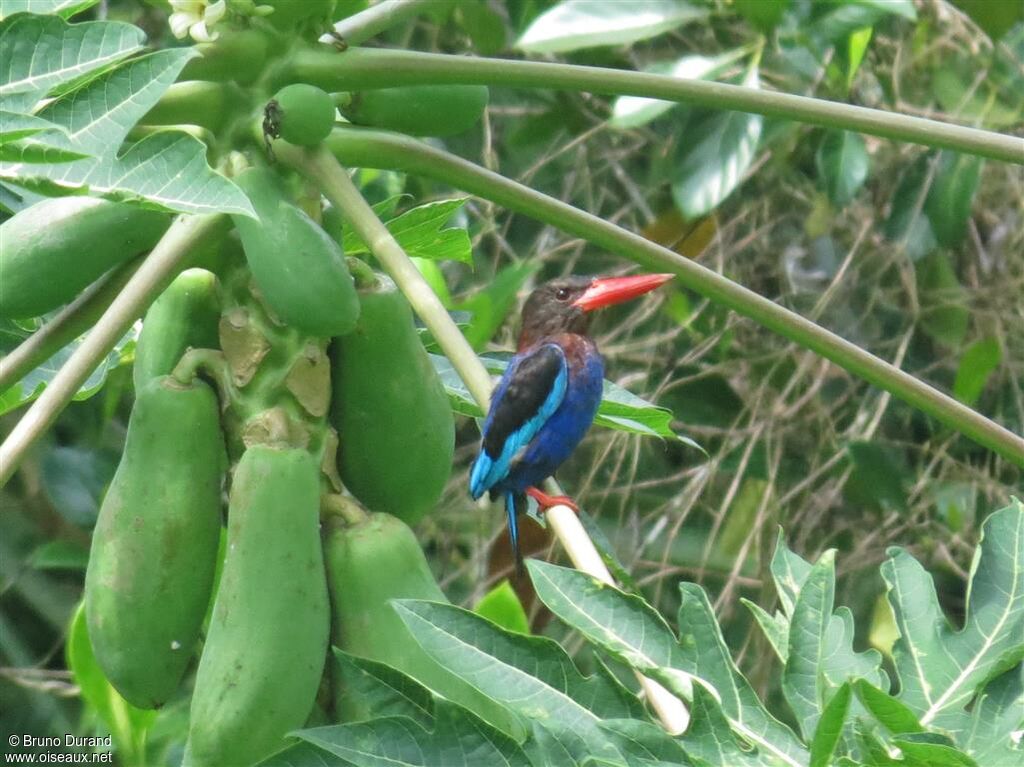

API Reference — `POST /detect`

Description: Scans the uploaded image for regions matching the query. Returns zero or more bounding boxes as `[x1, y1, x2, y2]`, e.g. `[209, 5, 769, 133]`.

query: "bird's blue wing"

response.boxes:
[469, 344, 568, 499]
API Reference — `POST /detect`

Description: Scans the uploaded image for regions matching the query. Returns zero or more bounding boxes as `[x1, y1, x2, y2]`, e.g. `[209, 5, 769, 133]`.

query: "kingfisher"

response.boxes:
[469, 272, 674, 566]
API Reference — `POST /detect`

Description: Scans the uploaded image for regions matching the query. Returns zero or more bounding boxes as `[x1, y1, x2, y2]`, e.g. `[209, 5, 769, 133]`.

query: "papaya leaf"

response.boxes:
[394, 599, 644, 764]
[526, 560, 808, 767]
[0, 318, 134, 416]
[596, 719, 691, 766]
[0, 0, 99, 19]
[0, 112, 67, 145]
[881, 499, 1024, 737]
[331, 650, 435, 727]
[682, 685, 782, 766]
[0, 14, 144, 111]
[781, 549, 886, 739]
[474, 580, 530, 635]
[516, 0, 706, 54]
[2, 130, 254, 216]
[345, 198, 472, 264]
[808, 683, 851, 767]
[671, 67, 762, 219]
[295, 700, 532, 767]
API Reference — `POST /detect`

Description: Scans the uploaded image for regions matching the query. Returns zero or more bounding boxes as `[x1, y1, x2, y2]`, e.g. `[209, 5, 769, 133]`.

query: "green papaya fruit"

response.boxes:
[329, 272, 454, 523]
[324, 512, 517, 735]
[84, 376, 224, 709]
[0, 197, 170, 319]
[268, 84, 336, 146]
[133, 268, 221, 390]
[340, 85, 489, 137]
[186, 444, 329, 767]
[231, 167, 359, 337]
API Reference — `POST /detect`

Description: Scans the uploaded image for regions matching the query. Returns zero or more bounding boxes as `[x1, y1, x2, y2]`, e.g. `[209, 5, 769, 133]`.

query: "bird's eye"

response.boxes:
[555, 288, 571, 301]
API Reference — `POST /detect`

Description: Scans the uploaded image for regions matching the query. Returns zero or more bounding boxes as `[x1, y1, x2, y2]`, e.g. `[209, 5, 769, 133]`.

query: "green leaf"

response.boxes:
[393, 599, 643, 763]
[845, 26, 873, 89]
[916, 252, 969, 349]
[924, 151, 983, 248]
[952, 0, 1024, 41]
[932, 69, 1022, 129]
[889, 734, 979, 767]
[741, 599, 788, 660]
[844, 441, 908, 514]
[953, 337, 1001, 406]
[65, 603, 155, 765]
[881, 500, 1024, 732]
[0, 14, 144, 111]
[332, 650, 435, 727]
[853, 679, 924, 735]
[2, 131, 255, 216]
[474, 580, 530, 635]
[597, 719, 691, 766]
[769, 527, 813, 617]
[28, 538, 89, 571]
[345, 198, 472, 265]
[40, 444, 117, 527]
[809, 683, 851, 767]
[0, 111, 66, 144]
[734, 0, 789, 31]
[516, 0, 706, 54]
[0, 129, 90, 163]
[430, 353, 699, 447]
[0, 0, 99, 19]
[671, 67, 762, 219]
[297, 700, 533, 767]
[811, 0, 915, 43]
[884, 155, 937, 262]
[455, 261, 540, 350]
[815, 130, 869, 206]
[0, 319, 134, 416]
[682, 685, 780, 766]
[609, 54, 732, 130]
[782, 550, 885, 739]
[33, 49, 195, 155]
[526, 560, 808, 767]
[959, 664, 1024, 766]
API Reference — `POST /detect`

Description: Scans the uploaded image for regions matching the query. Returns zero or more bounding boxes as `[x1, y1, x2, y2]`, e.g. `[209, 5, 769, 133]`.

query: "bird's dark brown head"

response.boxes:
[517, 272, 674, 350]
[518, 276, 594, 349]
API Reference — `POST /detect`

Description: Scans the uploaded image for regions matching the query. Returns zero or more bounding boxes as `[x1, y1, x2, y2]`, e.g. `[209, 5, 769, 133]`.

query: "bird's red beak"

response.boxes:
[572, 273, 674, 312]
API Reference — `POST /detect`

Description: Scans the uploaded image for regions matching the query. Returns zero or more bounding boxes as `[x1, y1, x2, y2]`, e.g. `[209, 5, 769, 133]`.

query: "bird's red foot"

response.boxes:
[526, 487, 579, 514]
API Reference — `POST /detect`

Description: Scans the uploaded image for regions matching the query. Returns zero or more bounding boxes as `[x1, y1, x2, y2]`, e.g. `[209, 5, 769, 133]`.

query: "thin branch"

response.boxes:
[319, 126, 1024, 467]
[281, 47, 1024, 165]
[0, 214, 226, 488]
[319, 0, 437, 48]
[0, 259, 139, 392]
[277, 142, 690, 734]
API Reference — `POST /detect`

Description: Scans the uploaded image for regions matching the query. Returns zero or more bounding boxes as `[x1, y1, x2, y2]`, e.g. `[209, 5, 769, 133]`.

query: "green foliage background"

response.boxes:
[0, 0, 1021, 764]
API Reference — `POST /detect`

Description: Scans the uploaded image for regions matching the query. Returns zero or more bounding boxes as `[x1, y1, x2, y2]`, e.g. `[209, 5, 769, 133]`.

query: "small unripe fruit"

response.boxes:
[266, 84, 335, 146]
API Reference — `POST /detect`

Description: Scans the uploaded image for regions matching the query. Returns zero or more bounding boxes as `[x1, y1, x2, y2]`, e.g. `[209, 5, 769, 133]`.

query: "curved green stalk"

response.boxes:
[280, 47, 1024, 164]
[320, 126, 1024, 467]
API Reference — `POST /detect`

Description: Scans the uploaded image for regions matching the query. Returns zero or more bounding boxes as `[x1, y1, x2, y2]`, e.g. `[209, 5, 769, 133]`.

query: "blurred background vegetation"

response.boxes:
[2, 0, 1021, 759]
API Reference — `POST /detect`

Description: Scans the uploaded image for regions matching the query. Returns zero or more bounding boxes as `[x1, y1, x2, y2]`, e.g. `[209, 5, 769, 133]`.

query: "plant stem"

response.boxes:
[281, 47, 1024, 164]
[0, 214, 226, 488]
[278, 142, 691, 733]
[0, 259, 140, 392]
[319, 0, 437, 47]
[321, 126, 1024, 467]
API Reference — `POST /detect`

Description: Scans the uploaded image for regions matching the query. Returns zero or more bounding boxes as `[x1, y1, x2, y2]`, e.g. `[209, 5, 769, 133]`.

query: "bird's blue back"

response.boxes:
[470, 334, 604, 499]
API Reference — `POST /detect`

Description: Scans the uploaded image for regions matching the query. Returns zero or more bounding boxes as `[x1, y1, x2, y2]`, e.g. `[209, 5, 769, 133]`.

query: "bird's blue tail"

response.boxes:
[504, 491, 523, 575]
